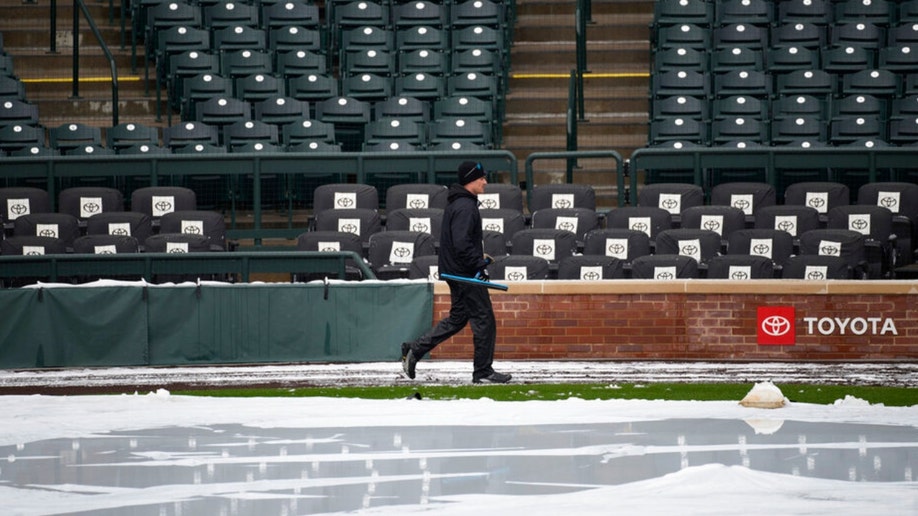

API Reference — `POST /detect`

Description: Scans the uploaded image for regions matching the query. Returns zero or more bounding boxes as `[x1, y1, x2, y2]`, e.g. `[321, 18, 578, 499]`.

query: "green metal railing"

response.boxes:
[0, 150, 518, 242]
[49, 0, 120, 126]
[0, 251, 375, 284]
[524, 150, 625, 207]
[629, 146, 918, 205]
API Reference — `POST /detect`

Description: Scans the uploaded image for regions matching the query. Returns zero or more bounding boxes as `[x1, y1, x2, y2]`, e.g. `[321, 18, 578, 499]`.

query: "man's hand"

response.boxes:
[476, 268, 490, 282]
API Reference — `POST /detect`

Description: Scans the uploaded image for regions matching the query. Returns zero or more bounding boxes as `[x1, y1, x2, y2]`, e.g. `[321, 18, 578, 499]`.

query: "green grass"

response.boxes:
[175, 383, 917, 407]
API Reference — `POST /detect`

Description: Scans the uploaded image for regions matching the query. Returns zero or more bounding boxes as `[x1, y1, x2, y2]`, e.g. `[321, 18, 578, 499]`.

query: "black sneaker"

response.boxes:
[401, 343, 417, 380]
[473, 371, 512, 384]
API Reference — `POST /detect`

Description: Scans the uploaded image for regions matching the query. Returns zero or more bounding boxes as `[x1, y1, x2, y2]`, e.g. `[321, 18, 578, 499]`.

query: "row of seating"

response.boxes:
[407, 238, 869, 281]
[2, 179, 911, 282]
[654, 0, 918, 30]
[0, 218, 874, 283]
[142, 0, 512, 147]
[0, 97, 494, 157]
[650, 0, 918, 148]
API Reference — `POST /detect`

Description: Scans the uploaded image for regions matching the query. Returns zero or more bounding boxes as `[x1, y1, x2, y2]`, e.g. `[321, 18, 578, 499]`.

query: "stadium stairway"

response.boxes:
[507, 0, 651, 206]
[0, 0, 652, 210]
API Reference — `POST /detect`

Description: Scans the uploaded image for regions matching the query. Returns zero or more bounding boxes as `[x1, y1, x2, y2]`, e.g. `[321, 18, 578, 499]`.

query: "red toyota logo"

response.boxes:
[757, 306, 796, 345]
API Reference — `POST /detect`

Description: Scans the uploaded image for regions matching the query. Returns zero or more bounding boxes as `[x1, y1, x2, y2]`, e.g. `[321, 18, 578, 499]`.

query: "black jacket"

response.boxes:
[439, 183, 488, 276]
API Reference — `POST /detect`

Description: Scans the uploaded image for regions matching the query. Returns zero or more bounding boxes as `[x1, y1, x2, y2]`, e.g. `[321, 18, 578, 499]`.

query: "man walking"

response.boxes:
[401, 161, 511, 384]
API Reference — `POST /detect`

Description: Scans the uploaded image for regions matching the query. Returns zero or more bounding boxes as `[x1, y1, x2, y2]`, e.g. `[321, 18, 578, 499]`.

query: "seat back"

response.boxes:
[706, 254, 776, 279]
[131, 186, 197, 219]
[314, 208, 382, 245]
[58, 187, 125, 221]
[384, 183, 447, 210]
[312, 183, 379, 215]
[13, 213, 81, 247]
[159, 210, 228, 250]
[582, 228, 652, 264]
[630, 254, 700, 279]
[489, 255, 550, 281]
[557, 255, 625, 280]
[655, 228, 723, 265]
[384, 208, 444, 238]
[72, 234, 140, 254]
[530, 183, 597, 212]
[0, 187, 51, 227]
[727, 228, 796, 267]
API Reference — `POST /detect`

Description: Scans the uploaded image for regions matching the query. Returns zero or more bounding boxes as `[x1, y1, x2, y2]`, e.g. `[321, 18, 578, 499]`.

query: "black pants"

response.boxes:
[409, 279, 496, 380]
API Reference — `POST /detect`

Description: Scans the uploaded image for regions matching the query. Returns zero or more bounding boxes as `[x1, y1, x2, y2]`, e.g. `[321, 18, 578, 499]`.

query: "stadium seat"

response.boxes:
[771, 22, 826, 49]
[13, 213, 81, 250]
[798, 228, 869, 279]
[159, 210, 229, 251]
[784, 181, 851, 221]
[106, 122, 160, 151]
[606, 206, 673, 244]
[235, 73, 286, 103]
[557, 255, 625, 280]
[0, 186, 51, 231]
[48, 123, 102, 152]
[706, 254, 776, 279]
[313, 208, 382, 248]
[254, 96, 311, 127]
[384, 183, 447, 211]
[480, 208, 526, 238]
[478, 182, 524, 212]
[530, 183, 597, 212]
[85, 211, 154, 245]
[398, 49, 449, 76]
[367, 230, 437, 279]
[131, 186, 197, 221]
[754, 205, 823, 240]
[295, 229, 367, 280]
[384, 208, 444, 238]
[374, 96, 430, 123]
[312, 182, 379, 217]
[262, 0, 321, 29]
[781, 254, 853, 279]
[655, 228, 723, 268]
[726, 228, 795, 271]
[488, 254, 551, 281]
[637, 182, 705, 221]
[679, 205, 746, 242]
[710, 182, 777, 224]
[58, 187, 125, 223]
[282, 117, 336, 146]
[630, 254, 699, 280]
[529, 207, 602, 247]
[408, 254, 441, 280]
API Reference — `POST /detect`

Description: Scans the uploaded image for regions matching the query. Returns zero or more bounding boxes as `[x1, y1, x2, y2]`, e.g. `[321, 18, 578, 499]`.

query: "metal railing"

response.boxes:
[524, 150, 626, 207]
[0, 150, 518, 242]
[49, 0, 120, 126]
[0, 251, 375, 284]
[629, 146, 918, 205]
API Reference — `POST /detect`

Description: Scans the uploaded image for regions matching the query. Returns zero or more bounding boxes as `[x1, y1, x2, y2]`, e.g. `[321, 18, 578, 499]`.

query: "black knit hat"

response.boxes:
[457, 161, 486, 185]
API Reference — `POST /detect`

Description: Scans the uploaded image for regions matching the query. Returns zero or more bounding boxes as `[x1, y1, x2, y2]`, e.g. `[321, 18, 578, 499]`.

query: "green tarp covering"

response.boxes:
[0, 282, 433, 369]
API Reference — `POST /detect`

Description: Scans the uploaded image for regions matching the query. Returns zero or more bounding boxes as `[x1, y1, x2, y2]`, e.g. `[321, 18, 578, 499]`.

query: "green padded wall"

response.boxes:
[0, 282, 433, 369]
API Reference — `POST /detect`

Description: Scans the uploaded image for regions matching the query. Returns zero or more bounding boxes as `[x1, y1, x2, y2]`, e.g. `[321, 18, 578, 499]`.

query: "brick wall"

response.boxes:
[426, 280, 918, 361]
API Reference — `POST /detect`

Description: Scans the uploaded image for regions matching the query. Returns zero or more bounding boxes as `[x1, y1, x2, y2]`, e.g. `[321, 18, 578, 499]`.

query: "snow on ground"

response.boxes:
[0, 363, 915, 515]
[0, 383, 916, 515]
[1, 360, 916, 391]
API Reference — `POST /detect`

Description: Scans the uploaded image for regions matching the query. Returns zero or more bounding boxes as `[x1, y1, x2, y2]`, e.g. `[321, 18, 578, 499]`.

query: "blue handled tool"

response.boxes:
[440, 273, 509, 291]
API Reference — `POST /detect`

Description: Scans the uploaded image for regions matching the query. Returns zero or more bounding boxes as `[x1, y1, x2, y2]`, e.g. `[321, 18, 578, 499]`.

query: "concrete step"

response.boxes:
[516, 0, 653, 17]
[513, 13, 653, 44]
